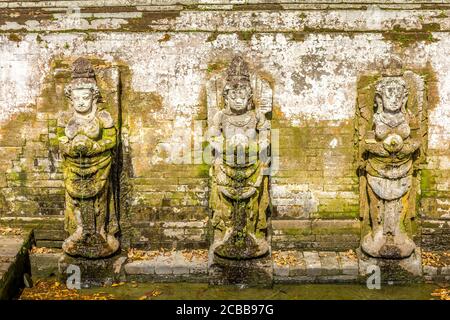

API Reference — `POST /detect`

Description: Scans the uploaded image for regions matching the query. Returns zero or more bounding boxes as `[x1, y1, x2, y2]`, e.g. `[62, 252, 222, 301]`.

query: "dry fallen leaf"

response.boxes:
[20, 280, 116, 300]
[0, 227, 23, 236]
[431, 288, 450, 300]
[273, 251, 298, 266]
[422, 251, 450, 268]
[344, 249, 358, 261]
[30, 246, 60, 254]
[127, 248, 163, 261]
[181, 249, 208, 262]
[111, 282, 125, 287]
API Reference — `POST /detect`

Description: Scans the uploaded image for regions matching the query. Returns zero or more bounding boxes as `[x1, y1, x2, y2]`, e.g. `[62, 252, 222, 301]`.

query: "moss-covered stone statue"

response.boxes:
[208, 56, 271, 260]
[359, 74, 423, 259]
[58, 58, 119, 259]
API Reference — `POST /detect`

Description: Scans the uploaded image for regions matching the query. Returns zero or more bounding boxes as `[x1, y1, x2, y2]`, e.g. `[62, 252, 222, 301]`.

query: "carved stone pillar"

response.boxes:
[206, 55, 273, 286]
[57, 58, 125, 286]
[356, 62, 428, 280]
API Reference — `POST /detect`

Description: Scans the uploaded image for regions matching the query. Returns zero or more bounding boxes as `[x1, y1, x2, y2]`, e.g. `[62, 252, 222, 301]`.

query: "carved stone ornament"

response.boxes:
[358, 69, 425, 259]
[58, 58, 119, 259]
[207, 55, 272, 260]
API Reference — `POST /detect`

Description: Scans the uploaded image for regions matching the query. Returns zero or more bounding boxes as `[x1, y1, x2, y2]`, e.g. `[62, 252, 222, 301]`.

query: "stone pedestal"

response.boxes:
[208, 248, 273, 288]
[58, 254, 127, 288]
[358, 248, 422, 284]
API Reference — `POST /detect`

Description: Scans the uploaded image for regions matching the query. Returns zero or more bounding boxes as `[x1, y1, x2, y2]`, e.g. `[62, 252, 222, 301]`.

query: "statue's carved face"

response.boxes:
[225, 85, 252, 114]
[71, 88, 95, 114]
[381, 82, 405, 113]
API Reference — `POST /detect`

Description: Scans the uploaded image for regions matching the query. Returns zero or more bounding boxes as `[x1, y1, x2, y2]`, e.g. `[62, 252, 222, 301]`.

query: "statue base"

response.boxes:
[208, 246, 273, 288]
[62, 233, 120, 259]
[357, 247, 423, 284]
[361, 231, 416, 259]
[57, 253, 127, 288]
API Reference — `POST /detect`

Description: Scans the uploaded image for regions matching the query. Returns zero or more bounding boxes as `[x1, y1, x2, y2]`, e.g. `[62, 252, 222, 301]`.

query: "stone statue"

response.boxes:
[360, 76, 421, 259]
[58, 58, 119, 259]
[208, 56, 271, 260]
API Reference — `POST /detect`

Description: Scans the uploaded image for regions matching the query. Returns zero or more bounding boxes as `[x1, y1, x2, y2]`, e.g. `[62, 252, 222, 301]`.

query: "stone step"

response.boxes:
[273, 250, 359, 283]
[121, 249, 361, 283]
[124, 250, 208, 282]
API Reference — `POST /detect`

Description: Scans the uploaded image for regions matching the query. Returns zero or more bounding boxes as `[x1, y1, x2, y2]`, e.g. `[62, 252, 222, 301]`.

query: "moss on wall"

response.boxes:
[382, 24, 440, 48]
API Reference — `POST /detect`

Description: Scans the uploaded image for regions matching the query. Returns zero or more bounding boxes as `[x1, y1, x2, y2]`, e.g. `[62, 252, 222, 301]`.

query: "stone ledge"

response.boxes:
[273, 250, 359, 283]
[124, 249, 361, 283]
[3, 5, 450, 33]
[23, 248, 450, 283]
[3, 1, 450, 10]
[30, 251, 62, 279]
[124, 250, 208, 282]
[25, 248, 450, 285]
[0, 230, 33, 299]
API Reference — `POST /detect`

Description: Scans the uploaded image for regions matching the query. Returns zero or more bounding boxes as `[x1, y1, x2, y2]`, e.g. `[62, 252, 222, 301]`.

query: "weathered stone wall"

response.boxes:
[0, 1, 449, 251]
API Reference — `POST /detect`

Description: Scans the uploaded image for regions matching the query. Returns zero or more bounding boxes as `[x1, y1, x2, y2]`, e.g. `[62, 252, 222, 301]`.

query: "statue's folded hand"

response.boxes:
[58, 137, 72, 155]
[86, 142, 104, 156]
[398, 139, 421, 158]
[71, 135, 93, 156]
[364, 141, 389, 157]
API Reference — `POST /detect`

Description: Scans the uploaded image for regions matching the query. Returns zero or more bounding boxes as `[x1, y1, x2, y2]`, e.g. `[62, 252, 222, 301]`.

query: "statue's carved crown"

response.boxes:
[226, 55, 250, 86]
[65, 57, 100, 101]
[381, 57, 404, 77]
[72, 57, 96, 81]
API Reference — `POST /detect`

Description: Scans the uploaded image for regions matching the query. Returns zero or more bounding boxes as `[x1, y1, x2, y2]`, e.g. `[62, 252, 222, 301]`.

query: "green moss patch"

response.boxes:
[382, 24, 440, 48]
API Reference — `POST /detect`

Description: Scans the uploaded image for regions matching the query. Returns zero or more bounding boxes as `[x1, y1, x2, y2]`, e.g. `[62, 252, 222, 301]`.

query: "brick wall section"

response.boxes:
[272, 121, 358, 219]
[0, 114, 65, 217]
[270, 120, 359, 251]
[272, 220, 360, 251]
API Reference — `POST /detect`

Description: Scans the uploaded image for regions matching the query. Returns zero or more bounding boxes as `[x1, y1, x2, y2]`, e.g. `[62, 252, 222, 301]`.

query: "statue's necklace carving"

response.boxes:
[378, 112, 406, 128]
[223, 112, 253, 128]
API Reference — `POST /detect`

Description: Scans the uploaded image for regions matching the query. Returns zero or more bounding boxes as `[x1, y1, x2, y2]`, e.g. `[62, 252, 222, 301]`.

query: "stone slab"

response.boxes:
[0, 232, 32, 300]
[123, 250, 209, 282]
[289, 251, 307, 277]
[30, 252, 62, 279]
[338, 252, 359, 276]
[303, 251, 322, 277]
[318, 251, 340, 276]
[124, 260, 156, 275]
[273, 263, 289, 277]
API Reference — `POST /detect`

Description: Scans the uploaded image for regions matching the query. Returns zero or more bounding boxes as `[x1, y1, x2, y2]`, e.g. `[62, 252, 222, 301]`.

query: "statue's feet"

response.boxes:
[62, 233, 119, 259]
[361, 230, 415, 259]
[214, 230, 269, 260]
